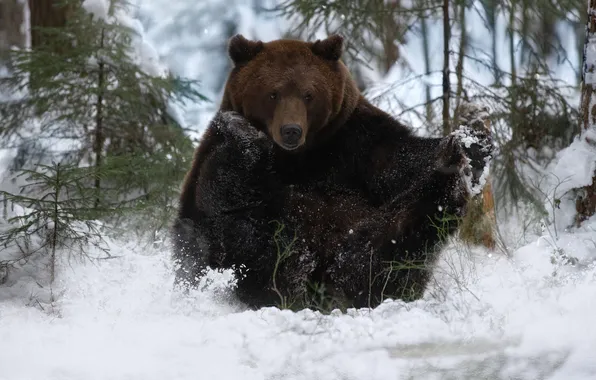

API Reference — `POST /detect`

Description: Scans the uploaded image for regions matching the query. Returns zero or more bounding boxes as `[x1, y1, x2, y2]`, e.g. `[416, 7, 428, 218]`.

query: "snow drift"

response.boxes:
[1, 212, 596, 379]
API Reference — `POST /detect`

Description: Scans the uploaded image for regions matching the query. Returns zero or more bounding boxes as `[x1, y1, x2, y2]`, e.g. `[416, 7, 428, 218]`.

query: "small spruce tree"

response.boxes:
[0, 162, 114, 287]
[0, 0, 205, 283]
[0, 0, 204, 234]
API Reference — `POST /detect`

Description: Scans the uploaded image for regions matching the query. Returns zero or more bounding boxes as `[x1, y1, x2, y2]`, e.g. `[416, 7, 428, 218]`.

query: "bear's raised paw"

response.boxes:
[436, 101, 495, 195]
[213, 111, 267, 142]
[451, 125, 494, 196]
[211, 111, 272, 162]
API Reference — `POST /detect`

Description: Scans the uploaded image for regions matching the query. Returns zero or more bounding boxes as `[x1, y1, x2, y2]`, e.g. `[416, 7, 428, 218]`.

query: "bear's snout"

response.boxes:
[280, 124, 303, 149]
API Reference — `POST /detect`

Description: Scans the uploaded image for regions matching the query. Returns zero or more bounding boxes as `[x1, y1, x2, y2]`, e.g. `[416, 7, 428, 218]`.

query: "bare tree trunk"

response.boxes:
[380, 0, 401, 74]
[509, 0, 516, 86]
[442, 0, 451, 135]
[576, 3, 588, 85]
[454, 2, 466, 116]
[575, 0, 596, 226]
[489, 3, 500, 84]
[0, 0, 26, 67]
[420, 3, 434, 125]
[28, 0, 70, 50]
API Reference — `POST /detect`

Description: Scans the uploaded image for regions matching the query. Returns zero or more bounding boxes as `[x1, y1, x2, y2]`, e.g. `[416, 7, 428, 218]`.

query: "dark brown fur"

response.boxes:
[171, 35, 493, 310]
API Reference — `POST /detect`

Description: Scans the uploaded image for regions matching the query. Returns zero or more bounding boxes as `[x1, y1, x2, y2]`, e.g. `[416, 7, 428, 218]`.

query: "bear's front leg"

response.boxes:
[194, 112, 275, 216]
[360, 109, 494, 305]
[171, 111, 279, 291]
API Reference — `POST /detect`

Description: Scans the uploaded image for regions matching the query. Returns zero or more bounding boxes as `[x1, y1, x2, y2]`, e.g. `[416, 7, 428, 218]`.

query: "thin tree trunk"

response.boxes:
[577, 4, 587, 85]
[575, 0, 596, 226]
[94, 29, 105, 209]
[509, 1, 516, 86]
[508, 0, 519, 149]
[520, 0, 530, 65]
[454, 2, 466, 116]
[381, 0, 401, 74]
[420, 4, 433, 125]
[442, 0, 451, 135]
[490, 4, 500, 84]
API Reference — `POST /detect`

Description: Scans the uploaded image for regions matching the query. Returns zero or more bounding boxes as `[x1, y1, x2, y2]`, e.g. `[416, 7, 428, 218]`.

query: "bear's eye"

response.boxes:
[304, 93, 313, 102]
[269, 92, 278, 100]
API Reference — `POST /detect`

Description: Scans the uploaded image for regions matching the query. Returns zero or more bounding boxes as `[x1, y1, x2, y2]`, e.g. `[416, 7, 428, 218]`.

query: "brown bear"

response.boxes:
[171, 34, 494, 310]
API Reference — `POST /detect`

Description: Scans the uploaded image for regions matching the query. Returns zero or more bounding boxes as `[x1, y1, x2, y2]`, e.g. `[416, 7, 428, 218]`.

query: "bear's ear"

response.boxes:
[311, 34, 344, 61]
[228, 34, 264, 65]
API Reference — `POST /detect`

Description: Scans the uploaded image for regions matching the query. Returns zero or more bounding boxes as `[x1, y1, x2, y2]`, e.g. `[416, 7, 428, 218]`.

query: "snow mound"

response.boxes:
[543, 128, 596, 230]
[1, 215, 595, 379]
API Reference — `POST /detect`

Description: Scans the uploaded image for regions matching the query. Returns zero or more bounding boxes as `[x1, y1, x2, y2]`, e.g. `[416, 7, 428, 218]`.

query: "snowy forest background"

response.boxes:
[1, 0, 596, 379]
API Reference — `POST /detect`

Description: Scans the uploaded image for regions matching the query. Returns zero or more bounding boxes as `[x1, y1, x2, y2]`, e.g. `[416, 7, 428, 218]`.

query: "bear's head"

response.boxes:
[220, 34, 360, 152]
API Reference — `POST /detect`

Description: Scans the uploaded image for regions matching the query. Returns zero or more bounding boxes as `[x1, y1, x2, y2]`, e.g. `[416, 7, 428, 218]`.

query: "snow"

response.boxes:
[541, 127, 596, 230]
[1, 213, 596, 379]
[130, 0, 284, 136]
[82, 0, 110, 21]
[82, 0, 169, 77]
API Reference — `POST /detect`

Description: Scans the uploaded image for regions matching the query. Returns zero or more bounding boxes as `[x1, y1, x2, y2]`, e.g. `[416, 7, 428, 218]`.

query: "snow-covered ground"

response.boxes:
[2, 0, 596, 379]
[1, 214, 596, 379]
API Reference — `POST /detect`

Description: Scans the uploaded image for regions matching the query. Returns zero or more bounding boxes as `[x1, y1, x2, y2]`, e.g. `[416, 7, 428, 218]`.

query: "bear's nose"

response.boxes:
[280, 124, 302, 147]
